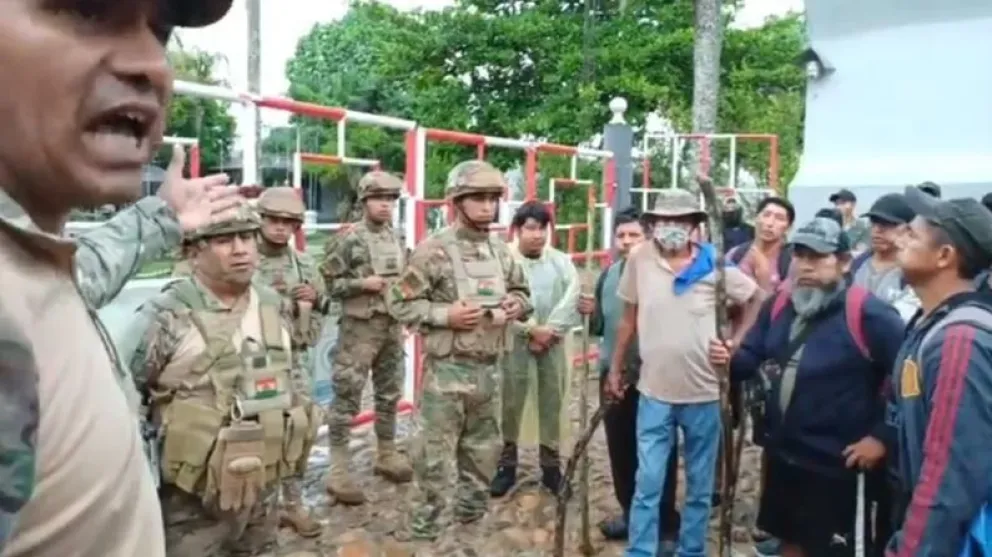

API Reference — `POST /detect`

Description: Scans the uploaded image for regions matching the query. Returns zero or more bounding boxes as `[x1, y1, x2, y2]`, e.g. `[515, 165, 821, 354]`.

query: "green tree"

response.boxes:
[283, 0, 804, 236]
[163, 47, 237, 173]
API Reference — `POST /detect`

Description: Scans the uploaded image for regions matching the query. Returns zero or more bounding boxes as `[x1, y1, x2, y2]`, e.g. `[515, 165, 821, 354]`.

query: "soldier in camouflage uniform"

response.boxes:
[386, 160, 533, 541]
[252, 187, 326, 534]
[320, 171, 413, 504]
[129, 206, 322, 556]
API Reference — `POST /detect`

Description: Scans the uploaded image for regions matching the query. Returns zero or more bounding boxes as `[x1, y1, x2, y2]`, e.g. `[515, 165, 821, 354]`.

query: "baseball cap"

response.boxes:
[163, 0, 233, 28]
[862, 193, 915, 225]
[789, 217, 851, 255]
[981, 192, 992, 213]
[917, 181, 942, 199]
[828, 189, 857, 203]
[903, 186, 992, 266]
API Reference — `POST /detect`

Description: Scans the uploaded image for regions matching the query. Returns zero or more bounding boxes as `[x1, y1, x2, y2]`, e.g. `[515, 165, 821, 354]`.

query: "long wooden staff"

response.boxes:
[696, 175, 741, 557]
[554, 182, 600, 557]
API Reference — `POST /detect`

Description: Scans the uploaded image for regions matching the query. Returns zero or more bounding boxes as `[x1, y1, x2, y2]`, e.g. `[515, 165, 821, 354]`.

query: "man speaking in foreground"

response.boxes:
[0, 2, 239, 556]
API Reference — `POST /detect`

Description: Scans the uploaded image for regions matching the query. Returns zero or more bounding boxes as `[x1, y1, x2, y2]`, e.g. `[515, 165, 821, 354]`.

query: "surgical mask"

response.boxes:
[653, 224, 691, 251]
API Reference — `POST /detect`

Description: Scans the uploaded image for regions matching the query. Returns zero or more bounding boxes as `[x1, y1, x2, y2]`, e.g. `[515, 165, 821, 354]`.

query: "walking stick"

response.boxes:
[696, 175, 740, 557]
[553, 182, 599, 557]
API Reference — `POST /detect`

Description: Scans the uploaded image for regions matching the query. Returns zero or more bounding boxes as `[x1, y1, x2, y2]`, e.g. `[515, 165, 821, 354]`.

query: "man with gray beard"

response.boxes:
[709, 217, 905, 557]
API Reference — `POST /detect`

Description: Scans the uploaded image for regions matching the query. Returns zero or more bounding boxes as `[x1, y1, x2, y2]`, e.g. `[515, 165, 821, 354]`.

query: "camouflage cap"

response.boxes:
[358, 171, 404, 201]
[789, 216, 850, 254]
[184, 202, 260, 242]
[645, 189, 706, 220]
[445, 160, 506, 200]
[257, 187, 306, 220]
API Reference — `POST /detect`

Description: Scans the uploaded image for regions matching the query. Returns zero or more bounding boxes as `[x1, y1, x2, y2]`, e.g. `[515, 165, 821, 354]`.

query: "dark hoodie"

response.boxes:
[723, 208, 754, 250]
[730, 283, 905, 476]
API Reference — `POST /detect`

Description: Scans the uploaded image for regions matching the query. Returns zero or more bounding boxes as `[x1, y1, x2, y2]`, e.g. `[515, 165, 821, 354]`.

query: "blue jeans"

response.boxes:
[625, 396, 721, 557]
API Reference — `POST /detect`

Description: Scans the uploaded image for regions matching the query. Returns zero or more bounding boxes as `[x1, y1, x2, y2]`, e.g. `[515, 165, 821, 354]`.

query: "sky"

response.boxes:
[176, 0, 803, 132]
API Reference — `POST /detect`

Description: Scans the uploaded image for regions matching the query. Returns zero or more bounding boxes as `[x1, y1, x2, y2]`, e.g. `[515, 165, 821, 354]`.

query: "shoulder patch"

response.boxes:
[900, 358, 921, 398]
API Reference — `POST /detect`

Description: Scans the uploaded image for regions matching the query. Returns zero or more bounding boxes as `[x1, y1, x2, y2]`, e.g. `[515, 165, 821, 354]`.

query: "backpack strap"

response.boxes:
[916, 303, 992, 364]
[849, 251, 872, 279]
[770, 287, 791, 321]
[776, 249, 792, 281]
[845, 286, 871, 360]
[728, 242, 750, 266]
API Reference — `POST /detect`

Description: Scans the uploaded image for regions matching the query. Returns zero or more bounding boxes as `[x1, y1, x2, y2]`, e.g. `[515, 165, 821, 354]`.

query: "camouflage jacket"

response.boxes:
[255, 244, 327, 346]
[129, 278, 309, 404]
[321, 219, 404, 301]
[0, 190, 180, 551]
[386, 225, 533, 332]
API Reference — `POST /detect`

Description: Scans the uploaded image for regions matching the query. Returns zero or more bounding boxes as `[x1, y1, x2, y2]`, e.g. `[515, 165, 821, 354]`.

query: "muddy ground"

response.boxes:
[247, 373, 764, 557]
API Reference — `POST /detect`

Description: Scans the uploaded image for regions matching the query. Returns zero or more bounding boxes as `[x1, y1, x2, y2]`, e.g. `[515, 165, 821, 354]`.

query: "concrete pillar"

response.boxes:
[603, 97, 634, 211]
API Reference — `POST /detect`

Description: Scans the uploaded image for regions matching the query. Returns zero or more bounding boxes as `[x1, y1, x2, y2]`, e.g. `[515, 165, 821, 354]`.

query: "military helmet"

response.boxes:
[257, 187, 306, 220]
[184, 203, 260, 243]
[358, 171, 404, 201]
[445, 160, 506, 200]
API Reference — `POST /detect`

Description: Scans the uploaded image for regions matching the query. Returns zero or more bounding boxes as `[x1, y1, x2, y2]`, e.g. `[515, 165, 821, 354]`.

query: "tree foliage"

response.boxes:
[162, 47, 237, 172]
[282, 0, 805, 237]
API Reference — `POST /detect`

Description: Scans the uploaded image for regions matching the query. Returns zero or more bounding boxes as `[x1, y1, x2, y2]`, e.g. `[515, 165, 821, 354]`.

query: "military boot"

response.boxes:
[324, 443, 365, 505]
[374, 440, 414, 483]
[279, 481, 322, 538]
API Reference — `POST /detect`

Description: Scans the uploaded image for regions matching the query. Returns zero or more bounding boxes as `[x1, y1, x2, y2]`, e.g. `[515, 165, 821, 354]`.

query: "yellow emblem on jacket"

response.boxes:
[900, 358, 921, 398]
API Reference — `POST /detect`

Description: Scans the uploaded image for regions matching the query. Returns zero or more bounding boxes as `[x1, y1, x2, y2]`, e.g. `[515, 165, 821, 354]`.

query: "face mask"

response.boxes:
[653, 224, 691, 251]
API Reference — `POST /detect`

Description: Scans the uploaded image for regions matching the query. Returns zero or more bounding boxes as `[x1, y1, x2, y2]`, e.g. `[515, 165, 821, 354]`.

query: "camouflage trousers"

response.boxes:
[161, 485, 278, 557]
[327, 315, 404, 446]
[408, 356, 501, 539]
[499, 343, 565, 467]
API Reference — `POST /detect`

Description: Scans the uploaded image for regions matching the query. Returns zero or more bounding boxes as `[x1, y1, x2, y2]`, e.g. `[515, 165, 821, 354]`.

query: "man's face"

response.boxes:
[193, 231, 259, 286]
[869, 218, 904, 254]
[614, 221, 645, 257]
[516, 217, 548, 256]
[755, 203, 791, 242]
[0, 2, 172, 213]
[791, 246, 845, 288]
[834, 200, 855, 217]
[897, 216, 956, 286]
[260, 215, 299, 246]
[365, 195, 397, 224]
[457, 193, 500, 227]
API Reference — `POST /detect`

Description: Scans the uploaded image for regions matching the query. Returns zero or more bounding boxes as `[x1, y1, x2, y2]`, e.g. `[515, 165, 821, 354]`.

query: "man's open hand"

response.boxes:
[157, 145, 241, 232]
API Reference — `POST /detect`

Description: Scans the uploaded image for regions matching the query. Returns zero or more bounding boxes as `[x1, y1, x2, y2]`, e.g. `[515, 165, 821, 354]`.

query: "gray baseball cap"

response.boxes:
[789, 217, 851, 254]
[164, 0, 233, 28]
[903, 186, 992, 266]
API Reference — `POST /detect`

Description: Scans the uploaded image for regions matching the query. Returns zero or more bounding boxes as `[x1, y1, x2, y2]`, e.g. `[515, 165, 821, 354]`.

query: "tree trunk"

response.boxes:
[689, 0, 724, 187]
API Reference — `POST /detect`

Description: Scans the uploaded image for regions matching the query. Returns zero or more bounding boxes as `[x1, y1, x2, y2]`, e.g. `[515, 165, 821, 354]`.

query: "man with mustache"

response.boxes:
[710, 217, 905, 557]
[0, 2, 243, 556]
[129, 206, 322, 555]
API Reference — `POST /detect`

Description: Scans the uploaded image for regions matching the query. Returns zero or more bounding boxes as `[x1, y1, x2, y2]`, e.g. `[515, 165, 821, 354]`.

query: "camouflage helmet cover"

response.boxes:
[184, 202, 261, 243]
[358, 171, 404, 201]
[445, 160, 506, 200]
[257, 186, 306, 220]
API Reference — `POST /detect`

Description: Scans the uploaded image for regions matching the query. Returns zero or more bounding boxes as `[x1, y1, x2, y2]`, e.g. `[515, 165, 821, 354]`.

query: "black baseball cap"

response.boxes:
[829, 189, 857, 203]
[164, 0, 233, 28]
[917, 181, 942, 199]
[862, 193, 915, 225]
[903, 186, 992, 266]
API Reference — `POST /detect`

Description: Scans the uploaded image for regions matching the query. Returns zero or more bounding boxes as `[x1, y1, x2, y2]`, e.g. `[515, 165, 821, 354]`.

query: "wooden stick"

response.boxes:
[554, 404, 608, 557]
[696, 175, 737, 557]
[577, 182, 597, 556]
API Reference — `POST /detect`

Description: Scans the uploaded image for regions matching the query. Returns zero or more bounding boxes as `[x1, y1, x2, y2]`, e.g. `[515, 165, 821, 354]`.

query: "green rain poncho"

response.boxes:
[502, 242, 582, 453]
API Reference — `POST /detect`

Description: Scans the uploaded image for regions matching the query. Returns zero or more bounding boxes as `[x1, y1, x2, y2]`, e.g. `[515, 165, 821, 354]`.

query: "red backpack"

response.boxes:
[769, 285, 872, 361]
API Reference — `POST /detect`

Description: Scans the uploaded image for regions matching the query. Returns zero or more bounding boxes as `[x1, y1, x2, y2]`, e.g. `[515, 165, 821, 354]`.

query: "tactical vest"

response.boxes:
[423, 228, 508, 360]
[258, 248, 323, 344]
[149, 279, 319, 500]
[342, 223, 406, 319]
